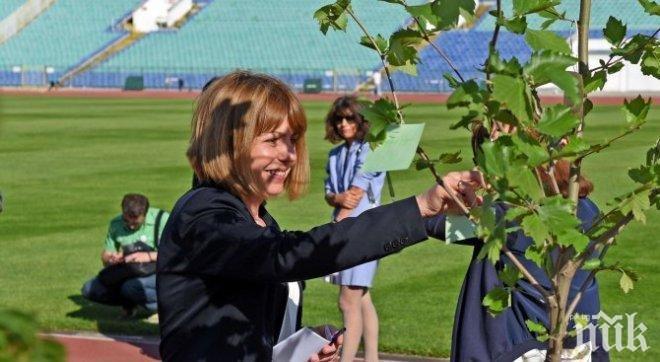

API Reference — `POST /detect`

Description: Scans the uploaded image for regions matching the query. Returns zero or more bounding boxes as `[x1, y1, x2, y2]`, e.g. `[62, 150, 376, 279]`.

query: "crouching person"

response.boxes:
[82, 193, 169, 318]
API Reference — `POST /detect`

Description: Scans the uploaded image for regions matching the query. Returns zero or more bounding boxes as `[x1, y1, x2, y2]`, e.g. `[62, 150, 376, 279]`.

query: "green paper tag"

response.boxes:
[445, 215, 477, 244]
[362, 123, 425, 172]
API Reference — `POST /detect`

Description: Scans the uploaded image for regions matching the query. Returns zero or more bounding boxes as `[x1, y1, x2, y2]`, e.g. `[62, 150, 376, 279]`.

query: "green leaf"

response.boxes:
[498, 16, 528, 34]
[450, 109, 481, 130]
[479, 237, 504, 265]
[391, 61, 418, 76]
[314, 2, 350, 34]
[622, 95, 652, 128]
[584, 70, 607, 93]
[406, 3, 440, 31]
[446, 80, 483, 109]
[443, 73, 461, 88]
[359, 34, 388, 53]
[415, 158, 433, 170]
[612, 34, 649, 64]
[438, 150, 463, 164]
[512, 132, 549, 167]
[603, 16, 627, 46]
[483, 287, 511, 315]
[620, 269, 636, 293]
[638, 0, 660, 16]
[387, 29, 423, 66]
[525, 246, 545, 268]
[505, 206, 531, 222]
[548, 70, 581, 105]
[524, 50, 577, 85]
[499, 264, 521, 287]
[628, 166, 655, 184]
[646, 138, 660, 166]
[513, 0, 561, 16]
[641, 47, 660, 79]
[538, 196, 579, 231]
[583, 258, 603, 270]
[492, 74, 532, 123]
[507, 165, 544, 200]
[538, 105, 580, 138]
[608, 62, 625, 74]
[525, 319, 548, 335]
[583, 98, 594, 116]
[525, 29, 571, 54]
[556, 228, 590, 251]
[521, 214, 550, 246]
[479, 141, 509, 177]
[619, 189, 652, 223]
[431, 0, 477, 30]
[488, 51, 524, 76]
[359, 98, 399, 139]
[555, 135, 591, 158]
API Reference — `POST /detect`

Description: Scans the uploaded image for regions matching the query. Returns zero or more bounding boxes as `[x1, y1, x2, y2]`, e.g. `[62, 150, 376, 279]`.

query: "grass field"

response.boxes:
[0, 94, 658, 359]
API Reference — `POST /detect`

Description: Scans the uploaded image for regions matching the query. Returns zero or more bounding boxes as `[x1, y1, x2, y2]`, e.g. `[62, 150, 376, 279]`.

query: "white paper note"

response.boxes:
[272, 327, 330, 362]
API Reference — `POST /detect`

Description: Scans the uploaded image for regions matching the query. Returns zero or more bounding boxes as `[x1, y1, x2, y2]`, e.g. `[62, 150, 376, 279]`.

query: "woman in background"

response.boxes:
[324, 96, 385, 362]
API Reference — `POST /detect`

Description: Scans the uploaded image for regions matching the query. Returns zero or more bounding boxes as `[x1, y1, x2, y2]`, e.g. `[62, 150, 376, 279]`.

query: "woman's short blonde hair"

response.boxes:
[187, 71, 309, 200]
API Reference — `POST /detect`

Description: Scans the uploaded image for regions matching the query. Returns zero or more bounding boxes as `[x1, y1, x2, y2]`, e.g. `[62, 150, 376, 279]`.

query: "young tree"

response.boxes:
[315, 0, 659, 360]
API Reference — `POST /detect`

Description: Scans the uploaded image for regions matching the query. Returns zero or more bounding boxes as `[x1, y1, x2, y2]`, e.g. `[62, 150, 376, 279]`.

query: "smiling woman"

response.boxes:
[156, 71, 482, 362]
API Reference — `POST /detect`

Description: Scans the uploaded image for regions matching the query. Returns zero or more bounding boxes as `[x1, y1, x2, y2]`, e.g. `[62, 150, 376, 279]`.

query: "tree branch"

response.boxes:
[345, 7, 404, 123]
[410, 16, 465, 82]
[502, 244, 552, 299]
[486, 0, 502, 82]
[345, 7, 472, 215]
[588, 27, 660, 73]
[565, 212, 635, 319]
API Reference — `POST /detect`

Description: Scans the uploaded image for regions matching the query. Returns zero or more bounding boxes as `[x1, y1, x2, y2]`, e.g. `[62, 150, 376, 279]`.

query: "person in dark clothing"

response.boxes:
[425, 123, 609, 361]
[156, 71, 481, 362]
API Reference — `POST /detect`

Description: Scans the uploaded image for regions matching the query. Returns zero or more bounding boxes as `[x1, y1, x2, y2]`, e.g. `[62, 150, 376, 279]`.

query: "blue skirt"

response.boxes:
[329, 260, 378, 287]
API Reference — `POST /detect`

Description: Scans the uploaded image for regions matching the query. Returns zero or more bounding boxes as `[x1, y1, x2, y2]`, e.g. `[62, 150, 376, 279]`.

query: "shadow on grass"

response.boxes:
[66, 295, 160, 360]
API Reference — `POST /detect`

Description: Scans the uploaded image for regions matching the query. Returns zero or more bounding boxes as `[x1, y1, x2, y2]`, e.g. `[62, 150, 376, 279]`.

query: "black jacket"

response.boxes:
[157, 184, 427, 361]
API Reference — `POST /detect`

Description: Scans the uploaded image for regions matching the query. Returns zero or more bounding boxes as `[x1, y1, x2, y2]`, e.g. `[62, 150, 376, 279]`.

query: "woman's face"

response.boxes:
[334, 110, 358, 142]
[250, 119, 298, 199]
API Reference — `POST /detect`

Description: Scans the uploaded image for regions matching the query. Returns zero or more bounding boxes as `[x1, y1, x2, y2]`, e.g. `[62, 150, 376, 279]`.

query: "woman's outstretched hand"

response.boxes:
[416, 170, 484, 218]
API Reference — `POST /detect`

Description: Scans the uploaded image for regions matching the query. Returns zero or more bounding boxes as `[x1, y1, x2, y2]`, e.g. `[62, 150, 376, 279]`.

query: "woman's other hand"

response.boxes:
[416, 170, 484, 218]
[330, 189, 362, 209]
[308, 334, 343, 362]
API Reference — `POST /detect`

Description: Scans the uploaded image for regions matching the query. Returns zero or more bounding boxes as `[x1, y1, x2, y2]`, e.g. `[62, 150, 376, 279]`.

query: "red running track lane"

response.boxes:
[46, 333, 160, 362]
[45, 332, 446, 362]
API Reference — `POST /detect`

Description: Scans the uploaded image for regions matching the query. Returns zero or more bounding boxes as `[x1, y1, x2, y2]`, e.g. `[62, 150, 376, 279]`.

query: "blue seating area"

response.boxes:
[388, 0, 658, 92]
[0, 0, 24, 20]
[92, 0, 415, 90]
[0, 0, 141, 85]
[388, 30, 531, 92]
[0, 0, 655, 91]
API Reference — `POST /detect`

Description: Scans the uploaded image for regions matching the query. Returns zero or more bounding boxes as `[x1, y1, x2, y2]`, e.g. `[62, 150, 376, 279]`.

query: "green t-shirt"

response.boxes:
[104, 207, 170, 252]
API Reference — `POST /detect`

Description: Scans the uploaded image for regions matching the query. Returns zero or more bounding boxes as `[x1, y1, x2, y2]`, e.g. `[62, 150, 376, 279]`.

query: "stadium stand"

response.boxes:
[475, 0, 659, 32]
[0, 0, 25, 20]
[0, 0, 140, 86]
[0, 0, 657, 92]
[81, 0, 416, 90]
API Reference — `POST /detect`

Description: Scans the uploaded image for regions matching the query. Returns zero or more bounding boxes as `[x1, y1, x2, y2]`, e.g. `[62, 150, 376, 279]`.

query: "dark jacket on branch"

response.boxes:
[426, 197, 609, 362]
